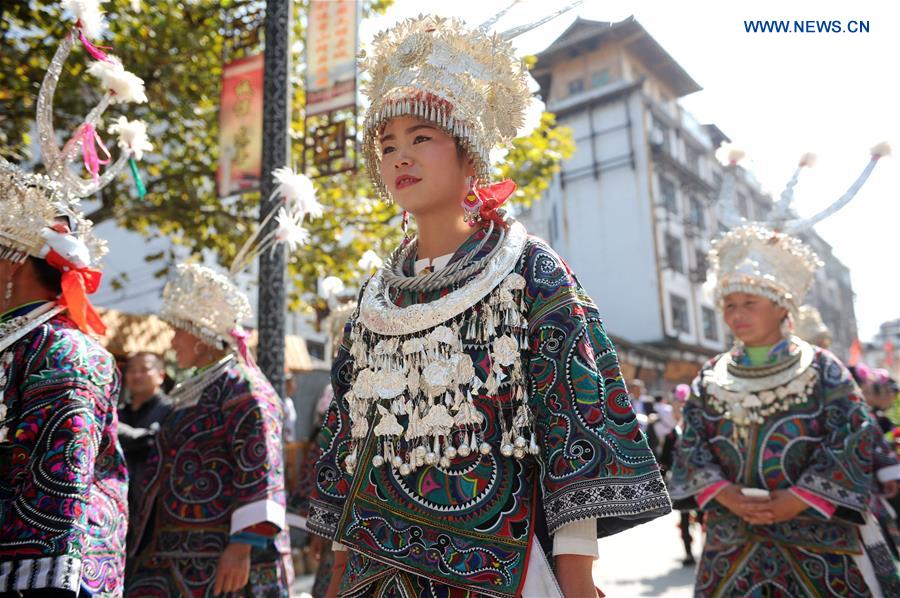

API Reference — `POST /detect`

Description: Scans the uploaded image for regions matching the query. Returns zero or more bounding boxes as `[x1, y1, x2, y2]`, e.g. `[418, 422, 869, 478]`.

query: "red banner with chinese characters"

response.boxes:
[218, 53, 264, 197]
[306, 0, 357, 116]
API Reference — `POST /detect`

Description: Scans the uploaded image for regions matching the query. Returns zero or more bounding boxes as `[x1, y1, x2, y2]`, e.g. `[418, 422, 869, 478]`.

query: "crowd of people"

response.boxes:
[1, 2, 898, 598]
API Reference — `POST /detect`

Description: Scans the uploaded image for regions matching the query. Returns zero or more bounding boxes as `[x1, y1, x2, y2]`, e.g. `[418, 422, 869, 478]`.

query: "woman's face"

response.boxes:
[378, 115, 473, 216]
[171, 328, 204, 369]
[722, 292, 788, 347]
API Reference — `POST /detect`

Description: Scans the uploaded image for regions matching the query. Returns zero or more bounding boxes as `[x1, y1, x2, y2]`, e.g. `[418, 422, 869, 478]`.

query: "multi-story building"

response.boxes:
[518, 16, 858, 390]
[864, 319, 900, 379]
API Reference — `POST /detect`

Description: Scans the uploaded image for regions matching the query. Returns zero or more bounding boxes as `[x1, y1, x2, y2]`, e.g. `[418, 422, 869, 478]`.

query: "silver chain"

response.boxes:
[170, 355, 235, 410]
[380, 221, 507, 293]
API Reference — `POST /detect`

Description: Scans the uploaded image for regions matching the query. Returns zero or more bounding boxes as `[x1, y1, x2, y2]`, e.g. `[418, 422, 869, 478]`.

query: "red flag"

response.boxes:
[885, 341, 895, 369]
[848, 338, 862, 366]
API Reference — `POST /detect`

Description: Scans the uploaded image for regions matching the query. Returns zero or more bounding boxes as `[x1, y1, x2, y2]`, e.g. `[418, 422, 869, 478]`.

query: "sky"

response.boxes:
[359, 0, 900, 341]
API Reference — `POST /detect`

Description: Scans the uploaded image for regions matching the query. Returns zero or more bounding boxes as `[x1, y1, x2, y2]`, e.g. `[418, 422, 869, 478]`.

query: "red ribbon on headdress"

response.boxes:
[44, 249, 106, 336]
[473, 179, 517, 229]
[230, 327, 255, 365]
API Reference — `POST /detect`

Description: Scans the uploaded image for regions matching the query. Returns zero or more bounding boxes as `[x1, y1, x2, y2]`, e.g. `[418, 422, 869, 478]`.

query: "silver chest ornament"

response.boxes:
[344, 222, 538, 475]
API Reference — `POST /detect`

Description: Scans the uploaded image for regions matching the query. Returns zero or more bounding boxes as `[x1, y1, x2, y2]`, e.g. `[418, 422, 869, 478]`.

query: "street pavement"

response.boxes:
[594, 511, 697, 597]
[294, 511, 699, 597]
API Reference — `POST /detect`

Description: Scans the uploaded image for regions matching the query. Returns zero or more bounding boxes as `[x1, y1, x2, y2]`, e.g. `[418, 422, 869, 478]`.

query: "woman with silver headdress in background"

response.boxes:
[671, 145, 899, 596]
[126, 170, 322, 596]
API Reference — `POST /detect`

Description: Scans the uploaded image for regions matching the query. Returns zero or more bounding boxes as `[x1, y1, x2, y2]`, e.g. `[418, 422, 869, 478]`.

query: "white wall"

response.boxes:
[521, 91, 663, 342]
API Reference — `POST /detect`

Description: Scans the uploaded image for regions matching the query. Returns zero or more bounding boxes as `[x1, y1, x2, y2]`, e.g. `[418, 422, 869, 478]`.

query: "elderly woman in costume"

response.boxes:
[126, 265, 292, 596]
[307, 14, 670, 598]
[127, 168, 319, 596]
[0, 1, 151, 593]
[670, 224, 900, 596]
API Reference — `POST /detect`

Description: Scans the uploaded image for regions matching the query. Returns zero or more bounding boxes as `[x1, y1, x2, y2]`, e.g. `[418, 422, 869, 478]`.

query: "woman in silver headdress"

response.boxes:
[670, 224, 900, 596]
[126, 265, 293, 597]
[307, 13, 671, 598]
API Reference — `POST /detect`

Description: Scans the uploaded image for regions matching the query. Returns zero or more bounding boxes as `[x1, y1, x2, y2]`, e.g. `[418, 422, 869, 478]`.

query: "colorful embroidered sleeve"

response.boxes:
[669, 368, 731, 511]
[0, 324, 125, 594]
[224, 365, 287, 536]
[792, 351, 876, 523]
[307, 320, 355, 539]
[522, 240, 671, 536]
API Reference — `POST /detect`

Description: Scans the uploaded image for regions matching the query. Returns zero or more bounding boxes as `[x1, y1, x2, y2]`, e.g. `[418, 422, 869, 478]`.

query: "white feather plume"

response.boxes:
[107, 116, 152, 160]
[798, 152, 816, 167]
[272, 167, 322, 220]
[727, 148, 746, 165]
[87, 58, 147, 104]
[274, 207, 310, 252]
[358, 249, 383, 271]
[62, 0, 106, 38]
[320, 276, 345, 299]
[871, 142, 892, 158]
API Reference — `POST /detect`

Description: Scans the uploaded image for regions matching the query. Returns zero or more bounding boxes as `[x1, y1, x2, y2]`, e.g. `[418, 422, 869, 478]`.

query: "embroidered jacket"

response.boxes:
[127, 358, 292, 597]
[0, 304, 127, 595]
[309, 228, 671, 597]
[670, 341, 900, 596]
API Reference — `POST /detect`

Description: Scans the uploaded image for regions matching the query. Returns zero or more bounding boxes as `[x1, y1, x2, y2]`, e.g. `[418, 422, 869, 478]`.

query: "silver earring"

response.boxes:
[4, 280, 12, 303]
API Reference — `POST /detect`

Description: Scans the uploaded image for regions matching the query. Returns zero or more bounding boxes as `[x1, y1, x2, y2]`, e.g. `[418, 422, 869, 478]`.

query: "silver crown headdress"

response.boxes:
[360, 4, 581, 201]
[709, 223, 823, 316]
[160, 168, 322, 352]
[710, 143, 890, 314]
[0, 0, 151, 266]
[0, 1, 151, 335]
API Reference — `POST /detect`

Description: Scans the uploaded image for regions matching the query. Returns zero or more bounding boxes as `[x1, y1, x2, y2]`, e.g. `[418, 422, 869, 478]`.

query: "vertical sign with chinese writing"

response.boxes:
[218, 53, 264, 197]
[306, 0, 357, 116]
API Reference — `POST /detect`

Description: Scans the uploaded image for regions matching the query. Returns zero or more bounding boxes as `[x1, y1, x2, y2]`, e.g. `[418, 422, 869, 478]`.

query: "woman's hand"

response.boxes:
[213, 542, 252, 595]
[713, 484, 772, 525]
[324, 549, 349, 598]
[759, 489, 809, 524]
[554, 554, 600, 598]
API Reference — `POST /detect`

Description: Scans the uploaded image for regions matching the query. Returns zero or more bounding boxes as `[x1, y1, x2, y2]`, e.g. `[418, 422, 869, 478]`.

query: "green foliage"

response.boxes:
[0, 0, 572, 316]
[886, 394, 900, 426]
[496, 111, 574, 209]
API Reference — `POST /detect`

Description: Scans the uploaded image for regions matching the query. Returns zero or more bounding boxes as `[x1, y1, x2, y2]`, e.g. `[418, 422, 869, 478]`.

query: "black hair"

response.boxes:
[847, 365, 867, 386]
[27, 257, 62, 294]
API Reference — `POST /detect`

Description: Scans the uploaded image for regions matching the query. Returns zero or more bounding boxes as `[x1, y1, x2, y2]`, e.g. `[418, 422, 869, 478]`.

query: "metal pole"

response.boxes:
[258, 0, 292, 397]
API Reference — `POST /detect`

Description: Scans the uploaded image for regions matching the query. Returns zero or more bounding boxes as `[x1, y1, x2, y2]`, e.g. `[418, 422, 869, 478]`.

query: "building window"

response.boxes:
[591, 69, 610, 88]
[702, 307, 719, 341]
[685, 146, 701, 173]
[689, 196, 705, 231]
[670, 294, 690, 334]
[665, 233, 684, 273]
[567, 78, 584, 96]
[651, 116, 670, 151]
[737, 193, 750, 219]
[694, 249, 708, 282]
[659, 177, 677, 213]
